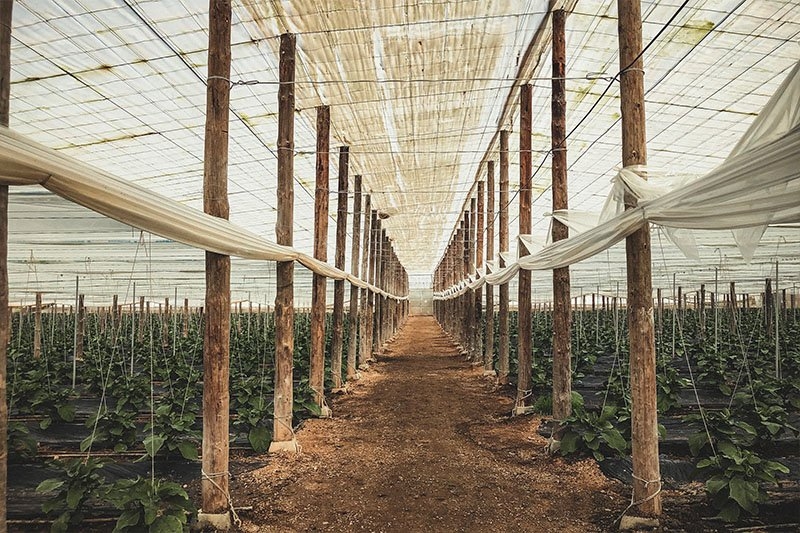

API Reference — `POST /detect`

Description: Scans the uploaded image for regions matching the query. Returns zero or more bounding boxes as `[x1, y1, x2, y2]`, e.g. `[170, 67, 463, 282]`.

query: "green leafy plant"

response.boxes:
[36, 458, 109, 533]
[105, 477, 196, 533]
[556, 392, 629, 461]
[143, 402, 200, 460]
[697, 441, 788, 522]
[82, 403, 139, 452]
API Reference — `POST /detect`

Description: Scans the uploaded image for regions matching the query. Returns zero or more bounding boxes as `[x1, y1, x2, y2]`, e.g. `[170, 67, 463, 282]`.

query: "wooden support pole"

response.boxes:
[76, 294, 85, 361]
[331, 146, 349, 389]
[484, 162, 495, 373]
[618, 0, 661, 516]
[201, 0, 232, 519]
[464, 206, 472, 354]
[366, 211, 379, 362]
[551, 8, 572, 421]
[498, 130, 510, 385]
[358, 196, 372, 369]
[272, 32, 297, 451]
[183, 298, 189, 338]
[33, 292, 42, 359]
[0, 6, 9, 529]
[729, 281, 737, 334]
[475, 180, 485, 364]
[310, 105, 330, 410]
[515, 84, 533, 412]
[346, 176, 362, 381]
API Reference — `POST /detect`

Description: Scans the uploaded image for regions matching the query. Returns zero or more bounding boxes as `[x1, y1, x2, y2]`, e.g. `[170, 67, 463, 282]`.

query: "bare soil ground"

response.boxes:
[233, 316, 629, 532]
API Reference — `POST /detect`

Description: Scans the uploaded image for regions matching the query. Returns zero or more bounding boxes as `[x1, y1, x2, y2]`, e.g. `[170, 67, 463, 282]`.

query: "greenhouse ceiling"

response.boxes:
[4, 0, 800, 304]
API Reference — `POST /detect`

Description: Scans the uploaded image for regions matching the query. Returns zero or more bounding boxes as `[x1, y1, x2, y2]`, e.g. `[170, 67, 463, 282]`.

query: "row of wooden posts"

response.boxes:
[435, 4, 660, 518]
[201, 15, 412, 524]
[0, 2, 411, 530]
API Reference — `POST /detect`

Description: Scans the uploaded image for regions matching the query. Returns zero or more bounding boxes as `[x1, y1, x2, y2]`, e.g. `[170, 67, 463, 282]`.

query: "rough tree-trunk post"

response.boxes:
[33, 292, 42, 359]
[366, 212, 379, 362]
[200, 0, 233, 524]
[310, 105, 330, 412]
[346, 176, 362, 382]
[331, 147, 349, 390]
[76, 294, 85, 361]
[484, 162, 495, 375]
[374, 228, 386, 352]
[619, 0, 662, 517]
[0, 6, 9, 529]
[498, 130, 510, 385]
[475, 188, 484, 363]
[515, 84, 533, 414]
[137, 295, 145, 342]
[271, 32, 297, 453]
[358, 196, 372, 370]
[729, 281, 737, 334]
[183, 298, 190, 338]
[551, 8, 572, 421]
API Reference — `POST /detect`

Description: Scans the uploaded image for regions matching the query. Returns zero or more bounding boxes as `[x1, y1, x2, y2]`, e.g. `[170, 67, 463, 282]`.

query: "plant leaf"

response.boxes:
[248, 426, 271, 453]
[728, 476, 759, 514]
[177, 441, 199, 461]
[36, 478, 64, 494]
[144, 434, 166, 457]
[149, 514, 183, 533]
[114, 509, 142, 532]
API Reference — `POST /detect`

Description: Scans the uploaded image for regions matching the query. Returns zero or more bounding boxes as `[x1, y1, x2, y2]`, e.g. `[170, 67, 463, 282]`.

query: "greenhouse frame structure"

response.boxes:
[0, 0, 796, 530]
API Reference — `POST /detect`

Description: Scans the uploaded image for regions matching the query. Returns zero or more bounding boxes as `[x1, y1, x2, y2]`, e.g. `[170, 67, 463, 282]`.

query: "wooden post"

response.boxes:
[475, 184, 484, 363]
[33, 292, 42, 359]
[201, 0, 233, 520]
[463, 206, 472, 354]
[366, 211, 379, 362]
[0, 6, 9, 529]
[183, 298, 189, 338]
[162, 297, 170, 349]
[764, 278, 773, 334]
[358, 196, 372, 369]
[272, 32, 297, 452]
[346, 176, 362, 382]
[137, 296, 145, 341]
[76, 294, 85, 361]
[619, 0, 661, 516]
[484, 163, 495, 373]
[729, 281, 737, 334]
[309, 105, 329, 411]
[551, 8, 572, 421]
[515, 84, 533, 413]
[699, 284, 706, 338]
[331, 146, 349, 390]
[498, 130, 510, 385]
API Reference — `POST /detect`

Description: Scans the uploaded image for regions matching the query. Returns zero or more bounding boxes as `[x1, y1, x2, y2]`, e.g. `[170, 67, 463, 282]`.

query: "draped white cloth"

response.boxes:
[0, 127, 406, 301]
[435, 59, 800, 300]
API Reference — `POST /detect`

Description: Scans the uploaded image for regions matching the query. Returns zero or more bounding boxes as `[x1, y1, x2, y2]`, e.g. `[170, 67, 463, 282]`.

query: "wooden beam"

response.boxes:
[498, 130, 510, 385]
[201, 0, 232, 518]
[484, 162, 495, 373]
[515, 84, 533, 413]
[551, 8, 572, 421]
[0, 2, 8, 526]
[331, 147, 349, 389]
[33, 292, 42, 359]
[475, 184, 484, 362]
[346, 175, 362, 381]
[619, 0, 661, 516]
[272, 32, 297, 452]
[310, 105, 329, 411]
[358, 196, 372, 369]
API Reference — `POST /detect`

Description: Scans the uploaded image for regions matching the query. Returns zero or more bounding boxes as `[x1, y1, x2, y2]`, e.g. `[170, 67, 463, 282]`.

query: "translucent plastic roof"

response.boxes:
[6, 0, 800, 304]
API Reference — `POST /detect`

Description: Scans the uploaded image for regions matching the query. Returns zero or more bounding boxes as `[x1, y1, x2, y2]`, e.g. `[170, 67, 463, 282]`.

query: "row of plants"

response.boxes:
[480, 306, 799, 523]
[9, 310, 351, 460]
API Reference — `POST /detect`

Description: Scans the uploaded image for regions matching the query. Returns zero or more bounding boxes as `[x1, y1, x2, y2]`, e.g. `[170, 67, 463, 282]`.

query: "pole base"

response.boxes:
[268, 439, 299, 454]
[195, 512, 232, 531]
[512, 405, 536, 417]
[482, 370, 497, 377]
[619, 516, 659, 531]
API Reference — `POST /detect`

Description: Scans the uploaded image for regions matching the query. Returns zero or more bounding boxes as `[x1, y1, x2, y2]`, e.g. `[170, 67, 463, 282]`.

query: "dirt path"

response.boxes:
[237, 316, 626, 532]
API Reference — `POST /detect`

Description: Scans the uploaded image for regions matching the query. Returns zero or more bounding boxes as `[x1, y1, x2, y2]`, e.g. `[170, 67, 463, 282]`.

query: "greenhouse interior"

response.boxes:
[0, 0, 797, 531]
